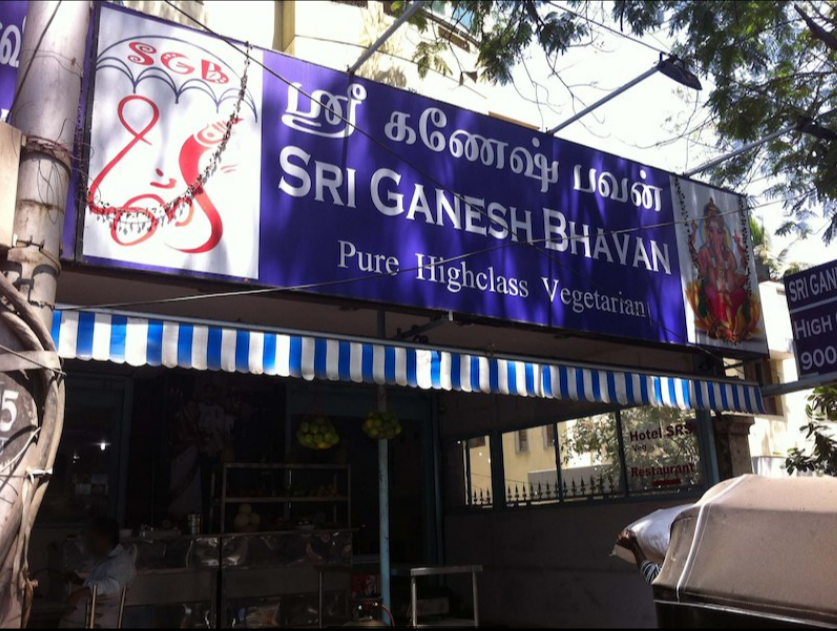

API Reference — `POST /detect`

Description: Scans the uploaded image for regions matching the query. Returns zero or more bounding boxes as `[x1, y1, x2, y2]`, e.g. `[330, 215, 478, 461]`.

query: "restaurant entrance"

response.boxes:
[31, 361, 438, 627]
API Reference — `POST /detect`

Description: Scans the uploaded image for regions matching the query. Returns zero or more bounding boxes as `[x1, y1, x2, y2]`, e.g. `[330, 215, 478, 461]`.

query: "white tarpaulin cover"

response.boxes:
[655, 475, 837, 626]
[612, 504, 693, 565]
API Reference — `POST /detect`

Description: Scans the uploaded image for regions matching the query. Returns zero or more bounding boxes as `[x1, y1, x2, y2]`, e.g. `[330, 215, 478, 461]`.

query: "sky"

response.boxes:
[483, 5, 833, 269]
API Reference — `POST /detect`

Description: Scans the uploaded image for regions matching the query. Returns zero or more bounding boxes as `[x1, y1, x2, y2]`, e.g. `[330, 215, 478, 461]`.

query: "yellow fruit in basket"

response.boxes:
[249, 513, 261, 527]
[362, 410, 403, 441]
[298, 417, 339, 449]
[233, 513, 250, 532]
[239, 503, 253, 515]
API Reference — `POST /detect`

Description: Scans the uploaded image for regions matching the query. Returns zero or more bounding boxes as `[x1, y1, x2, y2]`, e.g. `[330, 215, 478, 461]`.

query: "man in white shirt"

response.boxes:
[197, 385, 231, 457]
[197, 385, 233, 517]
[62, 517, 136, 628]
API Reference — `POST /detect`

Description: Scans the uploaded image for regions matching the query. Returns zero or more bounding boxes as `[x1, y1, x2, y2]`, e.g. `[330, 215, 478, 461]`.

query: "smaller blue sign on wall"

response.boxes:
[785, 259, 837, 379]
[0, 1, 27, 119]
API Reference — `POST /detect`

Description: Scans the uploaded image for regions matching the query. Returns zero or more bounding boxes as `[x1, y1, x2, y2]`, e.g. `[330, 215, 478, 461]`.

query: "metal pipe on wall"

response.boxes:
[377, 310, 392, 622]
[348, 1, 427, 75]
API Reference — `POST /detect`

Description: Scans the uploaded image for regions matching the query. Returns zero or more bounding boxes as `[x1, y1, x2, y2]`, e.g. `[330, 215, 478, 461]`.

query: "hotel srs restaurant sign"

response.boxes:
[76, 4, 767, 353]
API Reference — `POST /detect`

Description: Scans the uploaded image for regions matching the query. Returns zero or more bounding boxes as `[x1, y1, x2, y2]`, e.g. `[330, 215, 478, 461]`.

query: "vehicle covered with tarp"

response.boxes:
[653, 475, 837, 628]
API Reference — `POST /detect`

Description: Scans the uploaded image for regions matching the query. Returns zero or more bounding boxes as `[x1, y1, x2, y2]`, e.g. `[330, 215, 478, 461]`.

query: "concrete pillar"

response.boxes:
[712, 414, 755, 480]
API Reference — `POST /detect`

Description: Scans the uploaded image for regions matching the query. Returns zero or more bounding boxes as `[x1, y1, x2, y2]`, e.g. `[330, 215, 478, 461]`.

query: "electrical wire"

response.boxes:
[105, 6, 766, 318]
[0, 342, 64, 376]
[155, 0, 726, 327]
[62, 203, 749, 313]
[155, 2, 756, 250]
[63, 240, 526, 311]
[548, 1, 667, 55]
[125, 2, 766, 359]
[547, 0, 817, 120]
[0, 428, 42, 476]
[163, 0, 816, 226]
[294, 33, 484, 97]
[161, 0, 536, 245]
[543, 1, 831, 239]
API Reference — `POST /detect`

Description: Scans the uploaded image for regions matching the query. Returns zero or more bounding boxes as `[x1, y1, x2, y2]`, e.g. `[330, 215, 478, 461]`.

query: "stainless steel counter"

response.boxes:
[59, 530, 354, 628]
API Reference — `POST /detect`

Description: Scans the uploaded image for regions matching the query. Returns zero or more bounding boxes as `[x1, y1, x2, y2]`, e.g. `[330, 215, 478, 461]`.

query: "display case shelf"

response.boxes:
[223, 463, 351, 471]
[225, 496, 349, 503]
[218, 463, 351, 533]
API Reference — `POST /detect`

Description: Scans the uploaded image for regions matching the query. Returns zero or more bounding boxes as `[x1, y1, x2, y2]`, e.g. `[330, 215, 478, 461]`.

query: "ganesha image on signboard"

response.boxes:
[685, 198, 761, 343]
[82, 8, 263, 279]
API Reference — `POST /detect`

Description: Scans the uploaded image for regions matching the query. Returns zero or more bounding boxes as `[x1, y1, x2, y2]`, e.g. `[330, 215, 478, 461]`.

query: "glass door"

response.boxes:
[39, 375, 130, 525]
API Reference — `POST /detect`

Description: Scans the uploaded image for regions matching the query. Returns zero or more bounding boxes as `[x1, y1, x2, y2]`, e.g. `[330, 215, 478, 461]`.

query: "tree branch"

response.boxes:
[796, 4, 837, 52]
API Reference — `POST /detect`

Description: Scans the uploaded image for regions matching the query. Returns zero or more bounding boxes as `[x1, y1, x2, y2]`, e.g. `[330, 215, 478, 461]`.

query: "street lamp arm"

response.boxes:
[546, 65, 660, 135]
[348, 1, 427, 75]
[684, 109, 837, 178]
[546, 55, 702, 136]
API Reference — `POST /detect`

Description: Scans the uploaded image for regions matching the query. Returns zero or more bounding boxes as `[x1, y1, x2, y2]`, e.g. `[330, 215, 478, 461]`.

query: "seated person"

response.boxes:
[618, 529, 662, 585]
[61, 517, 136, 628]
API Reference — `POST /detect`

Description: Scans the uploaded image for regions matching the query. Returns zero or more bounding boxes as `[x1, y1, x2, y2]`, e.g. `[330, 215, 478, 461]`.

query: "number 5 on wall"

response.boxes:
[0, 389, 20, 432]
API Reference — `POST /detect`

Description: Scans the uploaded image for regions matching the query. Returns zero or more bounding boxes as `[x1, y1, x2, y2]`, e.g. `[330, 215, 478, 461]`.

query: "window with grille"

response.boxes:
[502, 423, 560, 507]
[453, 435, 492, 508]
[515, 429, 529, 454]
[452, 409, 707, 511]
[543, 424, 556, 449]
[428, 1, 474, 30]
[559, 414, 623, 501]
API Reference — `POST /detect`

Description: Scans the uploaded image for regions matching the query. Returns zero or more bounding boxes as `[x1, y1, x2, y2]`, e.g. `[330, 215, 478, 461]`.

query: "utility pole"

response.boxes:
[0, 1, 89, 626]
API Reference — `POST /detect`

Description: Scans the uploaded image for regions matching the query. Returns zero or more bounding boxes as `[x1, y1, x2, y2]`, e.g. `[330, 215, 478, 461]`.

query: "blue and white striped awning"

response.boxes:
[51, 308, 765, 414]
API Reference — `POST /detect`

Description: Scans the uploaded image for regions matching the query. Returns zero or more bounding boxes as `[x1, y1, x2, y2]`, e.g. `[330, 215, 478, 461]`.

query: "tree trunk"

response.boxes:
[0, 2, 89, 626]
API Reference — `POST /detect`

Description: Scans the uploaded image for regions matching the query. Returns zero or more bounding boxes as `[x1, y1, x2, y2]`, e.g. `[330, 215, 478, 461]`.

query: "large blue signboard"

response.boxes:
[0, 1, 27, 120]
[77, 4, 767, 353]
[785, 259, 837, 379]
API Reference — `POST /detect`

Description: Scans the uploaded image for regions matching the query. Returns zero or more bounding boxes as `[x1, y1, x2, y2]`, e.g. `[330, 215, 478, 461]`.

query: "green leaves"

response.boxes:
[785, 387, 837, 476]
[408, 2, 592, 84]
[535, 12, 589, 57]
[750, 216, 794, 280]
[415, 40, 451, 78]
[618, 1, 837, 243]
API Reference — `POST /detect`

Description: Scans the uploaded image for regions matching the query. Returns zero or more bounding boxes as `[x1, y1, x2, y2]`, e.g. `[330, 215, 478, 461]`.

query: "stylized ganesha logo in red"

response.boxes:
[88, 94, 239, 252]
[86, 35, 259, 257]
